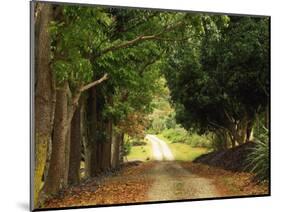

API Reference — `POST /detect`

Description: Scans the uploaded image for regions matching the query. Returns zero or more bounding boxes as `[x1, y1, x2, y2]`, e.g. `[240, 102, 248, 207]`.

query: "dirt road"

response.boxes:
[146, 134, 174, 161]
[44, 159, 268, 208]
[147, 161, 219, 201]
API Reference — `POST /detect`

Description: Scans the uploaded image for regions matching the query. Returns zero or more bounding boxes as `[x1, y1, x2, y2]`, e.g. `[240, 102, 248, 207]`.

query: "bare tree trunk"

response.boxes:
[228, 132, 236, 148]
[81, 97, 91, 179]
[43, 83, 68, 196]
[105, 120, 113, 170]
[119, 133, 125, 165]
[111, 128, 120, 169]
[100, 123, 108, 172]
[245, 120, 254, 142]
[34, 3, 54, 208]
[64, 128, 70, 187]
[230, 119, 247, 146]
[68, 103, 82, 185]
[86, 87, 99, 177]
[96, 140, 103, 174]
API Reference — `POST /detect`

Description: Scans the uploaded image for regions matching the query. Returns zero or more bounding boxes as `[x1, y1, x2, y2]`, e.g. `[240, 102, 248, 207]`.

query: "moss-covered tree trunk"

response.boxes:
[34, 3, 54, 208]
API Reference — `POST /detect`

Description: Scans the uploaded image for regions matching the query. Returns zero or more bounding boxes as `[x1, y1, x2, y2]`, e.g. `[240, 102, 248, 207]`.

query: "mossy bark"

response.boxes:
[43, 84, 68, 196]
[34, 3, 54, 208]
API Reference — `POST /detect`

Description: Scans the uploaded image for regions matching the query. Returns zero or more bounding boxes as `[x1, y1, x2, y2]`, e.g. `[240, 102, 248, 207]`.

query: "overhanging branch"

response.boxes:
[79, 73, 109, 92]
[99, 21, 185, 56]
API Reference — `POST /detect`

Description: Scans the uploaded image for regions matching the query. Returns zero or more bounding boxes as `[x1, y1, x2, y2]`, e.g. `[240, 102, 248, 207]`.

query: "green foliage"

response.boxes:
[161, 128, 188, 143]
[188, 133, 212, 148]
[163, 16, 270, 143]
[123, 140, 132, 157]
[247, 125, 269, 181]
[158, 134, 209, 161]
[151, 118, 167, 134]
[211, 132, 228, 151]
[160, 127, 212, 148]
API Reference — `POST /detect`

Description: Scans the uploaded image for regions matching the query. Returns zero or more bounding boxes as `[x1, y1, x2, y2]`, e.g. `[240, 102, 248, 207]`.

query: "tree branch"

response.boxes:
[79, 73, 109, 92]
[99, 21, 185, 56]
[100, 35, 156, 55]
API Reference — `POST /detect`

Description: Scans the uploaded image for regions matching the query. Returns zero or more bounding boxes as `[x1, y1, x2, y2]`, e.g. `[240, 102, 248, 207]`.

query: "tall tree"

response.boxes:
[68, 103, 82, 185]
[34, 3, 54, 207]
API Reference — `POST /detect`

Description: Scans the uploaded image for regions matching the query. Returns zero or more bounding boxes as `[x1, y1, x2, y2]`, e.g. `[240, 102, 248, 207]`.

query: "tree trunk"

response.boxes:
[228, 132, 236, 148]
[34, 3, 54, 208]
[68, 103, 82, 185]
[119, 133, 125, 164]
[245, 120, 254, 142]
[64, 128, 70, 187]
[111, 128, 120, 169]
[86, 87, 100, 177]
[100, 123, 108, 172]
[81, 97, 91, 179]
[105, 120, 113, 170]
[43, 84, 68, 196]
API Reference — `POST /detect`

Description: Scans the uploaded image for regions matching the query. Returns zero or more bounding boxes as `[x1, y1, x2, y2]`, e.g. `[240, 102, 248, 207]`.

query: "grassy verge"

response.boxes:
[127, 139, 152, 162]
[157, 134, 209, 161]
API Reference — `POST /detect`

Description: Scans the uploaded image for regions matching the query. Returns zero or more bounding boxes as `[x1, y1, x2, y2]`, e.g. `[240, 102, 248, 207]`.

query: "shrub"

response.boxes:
[161, 128, 188, 143]
[211, 132, 228, 151]
[131, 139, 146, 146]
[246, 126, 269, 181]
[151, 118, 166, 134]
[188, 133, 212, 148]
[161, 127, 212, 148]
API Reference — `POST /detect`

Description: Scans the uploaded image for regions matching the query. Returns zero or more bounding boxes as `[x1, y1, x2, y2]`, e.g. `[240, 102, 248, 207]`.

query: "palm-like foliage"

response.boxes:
[246, 126, 269, 181]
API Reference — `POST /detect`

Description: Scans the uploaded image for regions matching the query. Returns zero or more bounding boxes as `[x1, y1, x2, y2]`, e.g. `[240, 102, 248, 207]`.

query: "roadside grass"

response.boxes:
[157, 134, 209, 161]
[127, 139, 152, 162]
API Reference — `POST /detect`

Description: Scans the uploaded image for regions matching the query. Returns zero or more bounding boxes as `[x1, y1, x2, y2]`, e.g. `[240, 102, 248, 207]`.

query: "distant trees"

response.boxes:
[163, 16, 269, 149]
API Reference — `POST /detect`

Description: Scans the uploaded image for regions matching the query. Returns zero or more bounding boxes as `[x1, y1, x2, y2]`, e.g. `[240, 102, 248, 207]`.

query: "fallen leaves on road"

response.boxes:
[180, 162, 269, 196]
[43, 162, 155, 209]
[43, 161, 268, 209]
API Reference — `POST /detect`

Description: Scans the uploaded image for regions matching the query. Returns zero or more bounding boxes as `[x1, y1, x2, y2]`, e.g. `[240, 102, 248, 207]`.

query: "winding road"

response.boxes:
[144, 135, 219, 201]
[145, 134, 174, 161]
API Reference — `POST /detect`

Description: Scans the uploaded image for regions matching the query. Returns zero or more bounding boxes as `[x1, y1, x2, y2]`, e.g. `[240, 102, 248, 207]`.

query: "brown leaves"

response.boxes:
[42, 161, 268, 210]
[180, 162, 269, 196]
[43, 162, 156, 208]
[117, 112, 150, 138]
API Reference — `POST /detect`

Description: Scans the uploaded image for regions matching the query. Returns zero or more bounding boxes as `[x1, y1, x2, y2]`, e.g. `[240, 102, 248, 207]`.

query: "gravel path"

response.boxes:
[146, 161, 219, 201]
[146, 134, 174, 161]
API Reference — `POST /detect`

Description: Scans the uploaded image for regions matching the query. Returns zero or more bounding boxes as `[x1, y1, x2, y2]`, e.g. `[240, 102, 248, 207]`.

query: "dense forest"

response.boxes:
[33, 2, 269, 209]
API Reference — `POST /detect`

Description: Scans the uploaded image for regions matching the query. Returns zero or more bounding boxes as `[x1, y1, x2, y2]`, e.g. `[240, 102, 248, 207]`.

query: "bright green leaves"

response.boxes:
[53, 60, 71, 85]
[51, 6, 115, 89]
[53, 56, 92, 87]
